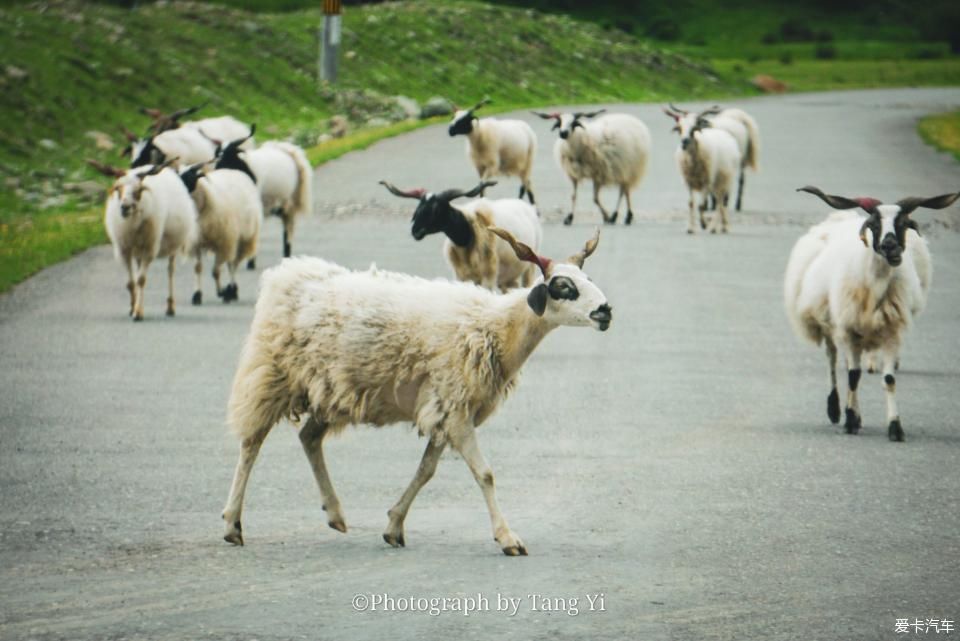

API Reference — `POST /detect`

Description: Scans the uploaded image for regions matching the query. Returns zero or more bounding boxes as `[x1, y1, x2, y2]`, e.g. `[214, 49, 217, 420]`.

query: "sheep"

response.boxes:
[178, 160, 262, 304]
[664, 104, 760, 211]
[213, 125, 313, 262]
[380, 179, 542, 291]
[87, 158, 197, 321]
[140, 105, 255, 150]
[534, 109, 651, 226]
[448, 98, 538, 205]
[220, 226, 612, 555]
[668, 110, 741, 234]
[784, 185, 959, 442]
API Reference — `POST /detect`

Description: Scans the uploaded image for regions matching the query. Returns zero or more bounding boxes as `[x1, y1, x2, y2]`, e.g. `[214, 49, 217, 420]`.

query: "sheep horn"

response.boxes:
[139, 107, 165, 119]
[86, 158, 126, 178]
[379, 180, 426, 200]
[488, 226, 552, 278]
[797, 186, 879, 213]
[437, 180, 497, 202]
[668, 103, 689, 115]
[169, 104, 204, 121]
[566, 228, 600, 268]
[532, 111, 561, 121]
[470, 97, 492, 112]
[120, 126, 139, 143]
[142, 156, 179, 177]
[699, 105, 723, 117]
[662, 107, 681, 122]
[895, 192, 960, 216]
[573, 109, 606, 119]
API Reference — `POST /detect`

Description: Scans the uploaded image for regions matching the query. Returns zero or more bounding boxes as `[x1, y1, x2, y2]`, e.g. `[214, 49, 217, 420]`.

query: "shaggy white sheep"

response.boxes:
[220, 228, 612, 555]
[784, 185, 958, 441]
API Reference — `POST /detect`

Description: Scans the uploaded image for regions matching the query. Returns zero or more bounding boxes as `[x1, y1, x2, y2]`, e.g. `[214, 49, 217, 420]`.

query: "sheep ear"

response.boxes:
[527, 283, 548, 316]
[797, 186, 864, 211]
[896, 192, 960, 215]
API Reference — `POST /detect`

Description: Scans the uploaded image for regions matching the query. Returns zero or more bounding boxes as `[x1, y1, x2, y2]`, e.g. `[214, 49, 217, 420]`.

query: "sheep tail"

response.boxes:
[727, 109, 761, 171]
[273, 142, 314, 219]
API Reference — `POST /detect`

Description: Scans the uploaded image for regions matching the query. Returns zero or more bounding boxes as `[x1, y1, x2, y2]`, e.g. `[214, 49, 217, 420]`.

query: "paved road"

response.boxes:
[2, 88, 959, 641]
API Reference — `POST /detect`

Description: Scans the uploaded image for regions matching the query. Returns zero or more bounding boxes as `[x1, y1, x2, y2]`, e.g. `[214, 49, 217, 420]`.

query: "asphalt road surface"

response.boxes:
[2, 88, 959, 641]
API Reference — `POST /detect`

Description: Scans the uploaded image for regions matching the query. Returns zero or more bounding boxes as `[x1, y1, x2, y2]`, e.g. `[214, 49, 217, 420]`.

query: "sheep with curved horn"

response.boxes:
[220, 227, 612, 555]
[666, 103, 760, 212]
[669, 109, 741, 234]
[380, 179, 542, 292]
[448, 98, 538, 205]
[87, 157, 198, 320]
[536, 108, 650, 225]
[785, 186, 959, 441]
[213, 124, 313, 264]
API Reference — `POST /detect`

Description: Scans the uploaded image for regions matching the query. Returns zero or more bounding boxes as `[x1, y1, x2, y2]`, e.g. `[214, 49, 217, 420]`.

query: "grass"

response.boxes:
[711, 58, 960, 92]
[306, 117, 446, 166]
[918, 111, 960, 162]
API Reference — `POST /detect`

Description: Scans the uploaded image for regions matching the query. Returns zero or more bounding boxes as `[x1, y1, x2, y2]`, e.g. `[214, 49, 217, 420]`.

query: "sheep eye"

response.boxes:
[547, 276, 579, 301]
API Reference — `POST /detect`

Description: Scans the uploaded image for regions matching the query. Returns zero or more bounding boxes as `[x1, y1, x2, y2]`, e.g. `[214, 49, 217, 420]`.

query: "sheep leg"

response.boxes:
[623, 187, 635, 226]
[594, 182, 616, 224]
[881, 349, 905, 442]
[843, 346, 863, 434]
[448, 425, 526, 556]
[132, 259, 148, 321]
[383, 433, 446, 548]
[825, 338, 841, 424]
[687, 189, 699, 234]
[735, 169, 745, 211]
[222, 426, 271, 546]
[521, 176, 536, 205]
[212, 258, 224, 299]
[282, 212, 294, 258]
[564, 179, 578, 226]
[246, 257, 256, 271]
[166, 256, 176, 317]
[299, 416, 347, 533]
[192, 250, 203, 305]
[613, 188, 625, 226]
[224, 262, 239, 303]
[717, 190, 730, 233]
[123, 255, 136, 316]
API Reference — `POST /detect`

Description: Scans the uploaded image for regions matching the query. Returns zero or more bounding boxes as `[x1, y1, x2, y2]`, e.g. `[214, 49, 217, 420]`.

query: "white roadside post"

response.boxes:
[320, 0, 341, 83]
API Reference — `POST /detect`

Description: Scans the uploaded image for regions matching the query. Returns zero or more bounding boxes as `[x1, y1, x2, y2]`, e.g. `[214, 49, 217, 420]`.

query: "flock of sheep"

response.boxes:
[86, 101, 958, 556]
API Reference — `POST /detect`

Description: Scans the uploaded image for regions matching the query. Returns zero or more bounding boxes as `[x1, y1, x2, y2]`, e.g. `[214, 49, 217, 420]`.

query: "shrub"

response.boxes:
[815, 30, 834, 42]
[779, 18, 815, 43]
[814, 44, 837, 59]
[779, 51, 794, 65]
[761, 32, 779, 45]
[647, 17, 681, 41]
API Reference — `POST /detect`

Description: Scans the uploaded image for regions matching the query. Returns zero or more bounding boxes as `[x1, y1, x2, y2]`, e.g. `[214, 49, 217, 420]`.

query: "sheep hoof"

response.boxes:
[222, 284, 238, 303]
[827, 389, 840, 424]
[605, 212, 618, 225]
[382, 532, 405, 548]
[192, 291, 202, 305]
[328, 519, 347, 533]
[246, 258, 256, 270]
[888, 419, 905, 442]
[132, 311, 144, 322]
[166, 307, 175, 317]
[502, 544, 528, 557]
[562, 213, 574, 226]
[844, 409, 861, 434]
[625, 211, 633, 225]
[224, 520, 244, 546]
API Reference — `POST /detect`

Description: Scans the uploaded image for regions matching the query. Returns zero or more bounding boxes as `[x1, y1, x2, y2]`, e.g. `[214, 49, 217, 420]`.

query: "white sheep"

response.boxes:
[214, 126, 313, 261]
[784, 185, 958, 441]
[448, 99, 538, 205]
[178, 163, 262, 304]
[665, 104, 760, 211]
[381, 180, 542, 291]
[669, 111, 742, 234]
[87, 158, 197, 321]
[534, 109, 651, 225]
[220, 228, 611, 556]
